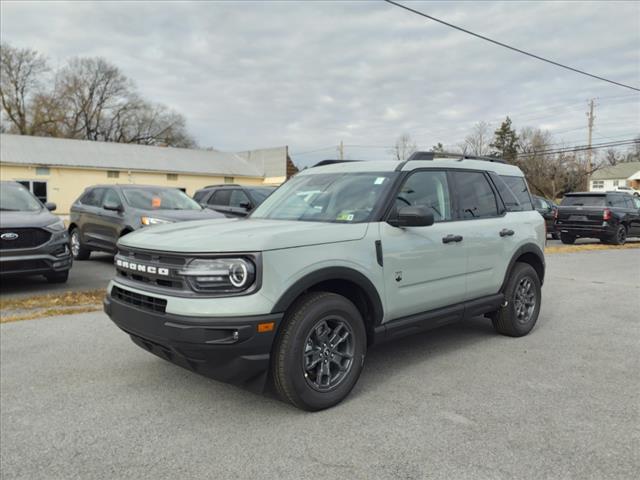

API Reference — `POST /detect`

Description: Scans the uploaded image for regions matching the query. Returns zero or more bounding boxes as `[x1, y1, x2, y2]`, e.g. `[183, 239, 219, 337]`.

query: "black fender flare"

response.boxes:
[270, 266, 384, 324]
[501, 243, 546, 291]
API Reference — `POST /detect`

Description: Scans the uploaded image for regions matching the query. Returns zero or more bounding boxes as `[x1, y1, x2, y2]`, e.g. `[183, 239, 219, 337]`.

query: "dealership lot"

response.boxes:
[1, 249, 638, 480]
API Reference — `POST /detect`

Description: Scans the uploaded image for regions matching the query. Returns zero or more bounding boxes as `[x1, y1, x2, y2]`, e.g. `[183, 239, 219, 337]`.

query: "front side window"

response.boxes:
[396, 170, 452, 222]
[452, 171, 499, 219]
[209, 190, 231, 206]
[102, 189, 122, 208]
[251, 172, 397, 223]
[0, 184, 43, 212]
[122, 188, 202, 210]
[80, 188, 105, 207]
[229, 190, 250, 208]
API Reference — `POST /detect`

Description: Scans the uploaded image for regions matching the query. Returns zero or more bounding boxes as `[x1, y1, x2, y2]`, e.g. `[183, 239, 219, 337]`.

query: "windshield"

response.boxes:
[122, 188, 202, 210]
[251, 172, 397, 223]
[248, 187, 275, 204]
[0, 184, 43, 212]
[561, 195, 606, 207]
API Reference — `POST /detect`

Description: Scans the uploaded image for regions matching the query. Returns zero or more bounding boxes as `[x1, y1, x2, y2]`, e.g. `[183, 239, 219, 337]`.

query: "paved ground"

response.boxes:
[0, 253, 114, 299]
[1, 250, 639, 479]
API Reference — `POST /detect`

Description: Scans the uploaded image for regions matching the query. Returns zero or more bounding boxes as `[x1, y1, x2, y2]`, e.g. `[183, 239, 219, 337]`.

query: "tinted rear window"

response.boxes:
[561, 195, 605, 207]
[499, 175, 533, 211]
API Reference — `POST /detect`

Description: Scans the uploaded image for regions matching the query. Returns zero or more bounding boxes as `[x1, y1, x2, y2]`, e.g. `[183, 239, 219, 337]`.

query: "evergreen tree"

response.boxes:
[490, 116, 519, 162]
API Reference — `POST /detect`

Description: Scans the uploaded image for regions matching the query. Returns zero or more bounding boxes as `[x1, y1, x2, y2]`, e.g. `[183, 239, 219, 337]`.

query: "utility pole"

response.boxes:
[586, 98, 595, 181]
[338, 140, 344, 160]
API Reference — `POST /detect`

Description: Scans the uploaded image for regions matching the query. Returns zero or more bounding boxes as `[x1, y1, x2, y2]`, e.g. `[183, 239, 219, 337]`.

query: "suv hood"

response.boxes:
[119, 218, 369, 253]
[138, 208, 223, 222]
[0, 209, 58, 229]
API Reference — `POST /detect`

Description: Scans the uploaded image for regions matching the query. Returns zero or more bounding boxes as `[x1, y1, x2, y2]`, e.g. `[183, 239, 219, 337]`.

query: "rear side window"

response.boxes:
[608, 195, 627, 208]
[452, 171, 499, 219]
[208, 190, 231, 206]
[623, 196, 635, 209]
[80, 188, 105, 207]
[561, 195, 605, 207]
[499, 175, 533, 210]
[396, 170, 452, 222]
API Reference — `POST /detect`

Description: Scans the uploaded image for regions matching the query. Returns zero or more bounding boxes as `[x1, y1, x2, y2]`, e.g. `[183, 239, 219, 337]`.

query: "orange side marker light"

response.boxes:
[257, 322, 275, 333]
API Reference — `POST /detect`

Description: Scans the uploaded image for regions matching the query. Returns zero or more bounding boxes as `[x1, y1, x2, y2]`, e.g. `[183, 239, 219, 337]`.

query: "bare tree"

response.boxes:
[390, 133, 417, 161]
[0, 43, 49, 134]
[464, 121, 491, 156]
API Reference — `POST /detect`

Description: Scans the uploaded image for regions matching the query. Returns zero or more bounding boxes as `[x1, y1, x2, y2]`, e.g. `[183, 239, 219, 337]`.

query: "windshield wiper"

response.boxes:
[0, 208, 21, 211]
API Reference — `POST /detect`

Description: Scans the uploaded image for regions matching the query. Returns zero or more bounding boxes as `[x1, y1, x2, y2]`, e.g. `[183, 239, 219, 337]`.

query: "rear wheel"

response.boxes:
[490, 263, 541, 337]
[70, 228, 91, 260]
[608, 225, 627, 245]
[272, 292, 366, 411]
[45, 270, 69, 283]
[560, 233, 575, 245]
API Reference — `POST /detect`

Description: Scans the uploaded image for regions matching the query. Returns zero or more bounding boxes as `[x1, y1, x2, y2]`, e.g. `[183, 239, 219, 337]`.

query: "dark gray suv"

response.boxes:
[193, 184, 275, 217]
[69, 185, 223, 260]
[1, 181, 72, 283]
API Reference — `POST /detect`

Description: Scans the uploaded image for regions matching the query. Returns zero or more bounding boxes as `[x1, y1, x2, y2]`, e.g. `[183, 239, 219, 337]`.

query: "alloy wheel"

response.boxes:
[70, 231, 80, 257]
[514, 276, 536, 324]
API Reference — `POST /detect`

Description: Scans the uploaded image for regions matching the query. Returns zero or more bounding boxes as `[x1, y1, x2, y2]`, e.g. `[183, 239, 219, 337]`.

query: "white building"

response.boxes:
[589, 161, 640, 193]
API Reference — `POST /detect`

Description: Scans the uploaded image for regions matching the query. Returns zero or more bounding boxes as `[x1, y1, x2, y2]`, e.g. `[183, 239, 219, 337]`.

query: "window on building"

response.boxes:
[167, 173, 178, 181]
[107, 170, 120, 178]
[592, 180, 604, 189]
[17, 180, 48, 203]
[451, 171, 499, 219]
[35, 167, 50, 176]
[224, 176, 234, 184]
[613, 180, 619, 187]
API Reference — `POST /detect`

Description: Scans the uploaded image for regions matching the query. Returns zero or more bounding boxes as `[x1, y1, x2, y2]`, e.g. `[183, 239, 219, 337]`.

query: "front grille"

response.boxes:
[111, 286, 167, 313]
[1, 259, 48, 273]
[0, 228, 51, 250]
[115, 248, 186, 291]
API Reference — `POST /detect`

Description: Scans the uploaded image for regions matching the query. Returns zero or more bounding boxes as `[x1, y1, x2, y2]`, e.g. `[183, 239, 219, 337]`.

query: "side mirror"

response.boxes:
[388, 206, 434, 228]
[239, 202, 253, 211]
[103, 202, 123, 212]
[44, 202, 57, 211]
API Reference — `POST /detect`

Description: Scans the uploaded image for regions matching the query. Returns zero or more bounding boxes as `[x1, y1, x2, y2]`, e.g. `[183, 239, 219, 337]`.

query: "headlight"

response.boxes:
[45, 218, 66, 232]
[141, 216, 173, 226]
[179, 258, 256, 293]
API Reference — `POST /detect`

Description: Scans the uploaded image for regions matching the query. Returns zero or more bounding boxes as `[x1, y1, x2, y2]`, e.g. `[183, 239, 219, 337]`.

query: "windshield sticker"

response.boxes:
[151, 196, 162, 208]
[336, 212, 355, 222]
[374, 177, 386, 185]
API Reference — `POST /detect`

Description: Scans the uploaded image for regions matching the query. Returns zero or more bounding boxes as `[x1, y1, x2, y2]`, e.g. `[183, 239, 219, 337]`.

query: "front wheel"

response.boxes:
[70, 228, 91, 260]
[490, 263, 541, 337]
[272, 292, 367, 411]
[560, 233, 575, 245]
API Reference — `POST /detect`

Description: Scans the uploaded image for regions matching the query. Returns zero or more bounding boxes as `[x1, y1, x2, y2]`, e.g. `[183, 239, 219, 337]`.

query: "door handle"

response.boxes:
[442, 234, 463, 244]
[500, 229, 515, 237]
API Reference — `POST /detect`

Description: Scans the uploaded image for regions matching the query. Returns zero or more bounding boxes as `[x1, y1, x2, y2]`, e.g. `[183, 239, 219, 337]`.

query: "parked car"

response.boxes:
[554, 191, 640, 245]
[0, 181, 72, 283]
[193, 184, 276, 217]
[612, 185, 640, 197]
[68, 185, 223, 260]
[533, 195, 559, 239]
[104, 152, 545, 411]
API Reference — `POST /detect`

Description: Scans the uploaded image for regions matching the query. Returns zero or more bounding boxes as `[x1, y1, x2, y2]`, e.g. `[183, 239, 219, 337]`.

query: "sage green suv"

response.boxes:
[104, 153, 545, 411]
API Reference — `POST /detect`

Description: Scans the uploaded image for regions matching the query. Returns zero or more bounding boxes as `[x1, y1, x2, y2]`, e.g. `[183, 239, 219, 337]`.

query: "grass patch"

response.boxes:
[545, 242, 640, 254]
[0, 289, 105, 323]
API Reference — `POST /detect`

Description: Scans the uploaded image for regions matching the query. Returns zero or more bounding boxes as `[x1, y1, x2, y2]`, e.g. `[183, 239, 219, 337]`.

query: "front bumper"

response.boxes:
[103, 290, 282, 391]
[0, 239, 72, 276]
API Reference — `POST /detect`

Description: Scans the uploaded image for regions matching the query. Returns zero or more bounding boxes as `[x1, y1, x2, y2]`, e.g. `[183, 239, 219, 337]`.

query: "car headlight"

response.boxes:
[179, 258, 256, 293]
[45, 218, 66, 232]
[141, 216, 173, 226]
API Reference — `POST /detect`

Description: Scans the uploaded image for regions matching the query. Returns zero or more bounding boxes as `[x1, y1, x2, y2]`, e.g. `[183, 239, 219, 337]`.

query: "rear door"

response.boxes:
[380, 169, 467, 319]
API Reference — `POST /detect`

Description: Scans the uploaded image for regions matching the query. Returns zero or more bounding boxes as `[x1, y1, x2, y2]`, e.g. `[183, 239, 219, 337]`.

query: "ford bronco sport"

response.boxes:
[104, 152, 545, 410]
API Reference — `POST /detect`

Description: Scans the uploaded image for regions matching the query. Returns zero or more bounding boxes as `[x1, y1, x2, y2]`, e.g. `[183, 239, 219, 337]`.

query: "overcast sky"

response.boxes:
[2, 0, 639, 167]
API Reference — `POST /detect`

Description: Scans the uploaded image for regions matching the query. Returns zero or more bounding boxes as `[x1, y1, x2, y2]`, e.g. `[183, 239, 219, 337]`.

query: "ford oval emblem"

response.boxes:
[1, 232, 19, 240]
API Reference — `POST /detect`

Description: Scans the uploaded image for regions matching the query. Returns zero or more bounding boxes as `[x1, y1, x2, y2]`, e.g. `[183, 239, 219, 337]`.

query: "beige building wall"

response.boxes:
[0, 163, 279, 215]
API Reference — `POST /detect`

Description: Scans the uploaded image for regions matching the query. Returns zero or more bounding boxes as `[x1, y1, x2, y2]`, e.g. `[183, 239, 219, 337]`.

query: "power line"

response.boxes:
[384, 0, 640, 92]
[518, 139, 639, 158]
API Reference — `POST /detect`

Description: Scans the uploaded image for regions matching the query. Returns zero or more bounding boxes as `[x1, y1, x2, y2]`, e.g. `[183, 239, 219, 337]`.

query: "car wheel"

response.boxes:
[70, 228, 91, 260]
[272, 291, 367, 411]
[490, 263, 541, 337]
[610, 225, 627, 246]
[551, 232, 559, 240]
[560, 233, 575, 245]
[45, 270, 69, 284]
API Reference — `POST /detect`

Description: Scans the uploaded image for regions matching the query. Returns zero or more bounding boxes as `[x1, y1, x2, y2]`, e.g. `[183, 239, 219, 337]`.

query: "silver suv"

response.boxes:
[104, 153, 545, 410]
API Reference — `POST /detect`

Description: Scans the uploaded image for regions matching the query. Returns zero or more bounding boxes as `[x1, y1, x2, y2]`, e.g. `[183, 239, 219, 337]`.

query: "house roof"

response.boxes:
[0, 134, 268, 178]
[591, 161, 640, 180]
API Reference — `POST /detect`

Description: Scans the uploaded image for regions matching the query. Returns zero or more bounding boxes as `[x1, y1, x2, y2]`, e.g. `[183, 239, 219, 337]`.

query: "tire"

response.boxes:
[551, 232, 559, 240]
[45, 270, 69, 283]
[560, 233, 575, 245]
[271, 291, 367, 411]
[70, 228, 91, 260]
[490, 263, 541, 337]
[609, 225, 627, 246]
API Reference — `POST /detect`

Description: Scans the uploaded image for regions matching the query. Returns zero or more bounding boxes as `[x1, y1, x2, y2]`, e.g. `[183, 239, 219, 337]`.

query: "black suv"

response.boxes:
[193, 184, 275, 217]
[555, 191, 640, 245]
[0, 181, 72, 283]
[533, 195, 558, 239]
[69, 185, 222, 260]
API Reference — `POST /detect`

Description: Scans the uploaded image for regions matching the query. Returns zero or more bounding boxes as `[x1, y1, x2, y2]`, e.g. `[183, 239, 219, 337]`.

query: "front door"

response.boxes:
[380, 170, 467, 320]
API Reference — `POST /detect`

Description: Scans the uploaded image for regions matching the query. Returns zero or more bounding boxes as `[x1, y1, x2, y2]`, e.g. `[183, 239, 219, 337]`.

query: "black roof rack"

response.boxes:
[200, 184, 241, 189]
[312, 159, 362, 168]
[407, 151, 506, 163]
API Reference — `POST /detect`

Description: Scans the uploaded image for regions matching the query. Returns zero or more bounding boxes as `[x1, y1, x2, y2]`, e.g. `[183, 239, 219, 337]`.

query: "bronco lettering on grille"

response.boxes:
[116, 258, 169, 276]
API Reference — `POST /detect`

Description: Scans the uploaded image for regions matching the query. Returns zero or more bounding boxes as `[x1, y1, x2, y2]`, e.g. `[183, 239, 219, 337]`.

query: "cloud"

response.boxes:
[1, 0, 639, 167]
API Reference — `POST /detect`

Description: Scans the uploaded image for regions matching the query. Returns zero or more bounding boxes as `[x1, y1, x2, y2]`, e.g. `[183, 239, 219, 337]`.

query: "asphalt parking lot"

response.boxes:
[1, 249, 639, 480]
